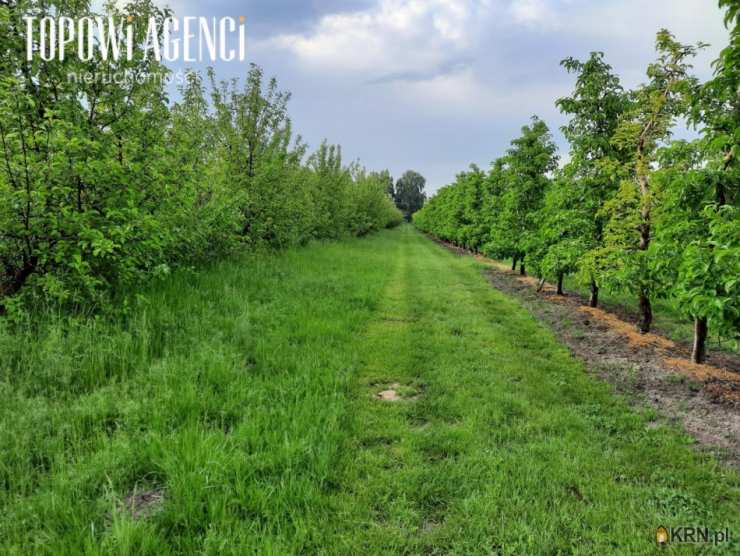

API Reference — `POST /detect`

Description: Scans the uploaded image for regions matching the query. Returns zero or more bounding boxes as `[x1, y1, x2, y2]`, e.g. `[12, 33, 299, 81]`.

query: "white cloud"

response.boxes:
[268, 0, 492, 77]
[393, 67, 569, 120]
[249, 0, 730, 192]
[262, 0, 728, 128]
[509, 0, 551, 25]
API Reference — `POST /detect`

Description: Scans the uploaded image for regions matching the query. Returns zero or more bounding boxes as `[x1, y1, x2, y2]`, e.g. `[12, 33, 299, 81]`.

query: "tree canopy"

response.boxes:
[0, 0, 402, 312]
[393, 170, 427, 221]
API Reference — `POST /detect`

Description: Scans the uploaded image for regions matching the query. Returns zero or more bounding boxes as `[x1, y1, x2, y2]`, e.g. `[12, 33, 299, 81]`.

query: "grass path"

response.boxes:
[326, 228, 739, 554]
[0, 226, 737, 554]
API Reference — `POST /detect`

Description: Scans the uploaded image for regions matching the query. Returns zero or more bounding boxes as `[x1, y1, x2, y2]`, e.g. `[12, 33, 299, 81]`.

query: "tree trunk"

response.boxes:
[511, 256, 518, 271]
[0, 256, 37, 308]
[589, 278, 599, 308]
[520, 262, 526, 276]
[692, 317, 708, 364]
[536, 277, 546, 292]
[638, 290, 652, 334]
[636, 142, 653, 335]
[247, 143, 255, 178]
[557, 273, 564, 296]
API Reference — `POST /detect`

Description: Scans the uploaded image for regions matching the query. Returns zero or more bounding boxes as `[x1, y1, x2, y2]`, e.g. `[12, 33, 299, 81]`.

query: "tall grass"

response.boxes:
[1, 227, 737, 554]
[0, 234, 396, 553]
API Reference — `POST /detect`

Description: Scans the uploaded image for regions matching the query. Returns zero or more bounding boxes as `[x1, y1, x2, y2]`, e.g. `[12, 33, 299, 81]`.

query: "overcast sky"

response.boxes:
[154, 0, 729, 193]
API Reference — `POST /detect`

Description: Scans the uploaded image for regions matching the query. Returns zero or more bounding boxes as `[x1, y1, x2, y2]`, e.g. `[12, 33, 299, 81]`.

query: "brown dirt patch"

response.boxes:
[377, 387, 403, 402]
[433, 237, 740, 467]
[375, 383, 420, 402]
[120, 488, 165, 520]
[578, 306, 676, 351]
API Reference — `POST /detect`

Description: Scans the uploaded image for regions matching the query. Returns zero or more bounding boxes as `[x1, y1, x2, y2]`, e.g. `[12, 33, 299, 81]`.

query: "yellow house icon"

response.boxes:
[656, 526, 669, 545]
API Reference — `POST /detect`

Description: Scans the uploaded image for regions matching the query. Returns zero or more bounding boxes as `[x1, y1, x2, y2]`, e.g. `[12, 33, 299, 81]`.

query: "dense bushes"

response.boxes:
[0, 0, 401, 311]
[415, 2, 739, 363]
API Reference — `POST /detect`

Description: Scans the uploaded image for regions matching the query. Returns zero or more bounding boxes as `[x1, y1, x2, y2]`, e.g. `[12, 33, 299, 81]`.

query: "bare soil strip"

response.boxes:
[436, 239, 740, 467]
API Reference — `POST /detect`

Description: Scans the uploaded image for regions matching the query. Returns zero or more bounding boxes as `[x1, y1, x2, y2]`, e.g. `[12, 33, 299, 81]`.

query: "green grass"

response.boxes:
[0, 225, 737, 554]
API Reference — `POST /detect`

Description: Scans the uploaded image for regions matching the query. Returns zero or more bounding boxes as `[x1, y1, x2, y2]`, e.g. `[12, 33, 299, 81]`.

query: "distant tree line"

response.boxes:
[0, 0, 403, 312]
[415, 2, 739, 364]
[389, 170, 427, 221]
